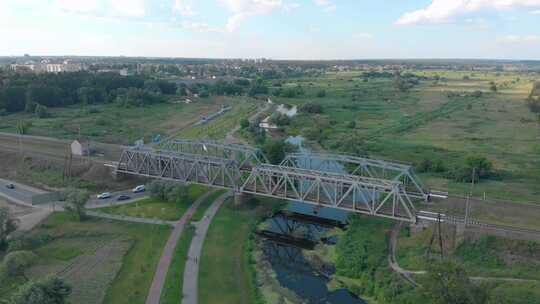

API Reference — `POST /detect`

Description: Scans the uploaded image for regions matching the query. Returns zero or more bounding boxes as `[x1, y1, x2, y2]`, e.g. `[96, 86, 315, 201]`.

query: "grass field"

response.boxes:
[397, 225, 540, 280]
[176, 98, 260, 140]
[0, 96, 228, 145]
[198, 198, 276, 304]
[160, 224, 195, 304]
[268, 71, 540, 203]
[99, 184, 209, 221]
[0, 212, 171, 304]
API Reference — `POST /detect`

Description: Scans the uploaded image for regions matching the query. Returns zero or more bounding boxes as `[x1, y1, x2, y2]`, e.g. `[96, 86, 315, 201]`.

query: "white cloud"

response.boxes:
[313, 0, 336, 12]
[283, 2, 300, 12]
[54, 0, 101, 14]
[396, 0, 540, 25]
[181, 21, 223, 33]
[497, 35, 540, 45]
[110, 0, 145, 17]
[218, 0, 283, 32]
[174, 0, 196, 16]
[353, 32, 373, 39]
[532, 9, 540, 13]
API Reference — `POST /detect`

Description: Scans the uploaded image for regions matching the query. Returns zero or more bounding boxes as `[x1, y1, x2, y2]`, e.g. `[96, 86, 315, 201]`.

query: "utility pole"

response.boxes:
[464, 167, 476, 225]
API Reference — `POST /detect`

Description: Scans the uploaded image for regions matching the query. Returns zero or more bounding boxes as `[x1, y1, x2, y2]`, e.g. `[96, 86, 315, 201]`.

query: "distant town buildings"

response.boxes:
[9, 59, 82, 73]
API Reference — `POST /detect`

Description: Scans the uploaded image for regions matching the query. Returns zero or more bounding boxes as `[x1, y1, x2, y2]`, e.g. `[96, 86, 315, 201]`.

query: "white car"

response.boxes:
[97, 192, 112, 199]
[132, 185, 146, 193]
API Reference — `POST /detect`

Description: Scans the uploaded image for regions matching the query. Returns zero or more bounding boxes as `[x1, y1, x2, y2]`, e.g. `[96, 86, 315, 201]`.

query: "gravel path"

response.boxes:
[182, 191, 232, 304]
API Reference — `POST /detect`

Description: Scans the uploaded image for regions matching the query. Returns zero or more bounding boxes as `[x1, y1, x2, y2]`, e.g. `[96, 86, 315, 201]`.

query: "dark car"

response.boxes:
[5, 183, 15, 189]
[117, 195, 131, 201]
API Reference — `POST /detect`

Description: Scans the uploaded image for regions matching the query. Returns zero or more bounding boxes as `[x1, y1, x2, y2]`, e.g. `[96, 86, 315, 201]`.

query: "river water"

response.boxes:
[254, 135, 366, 304]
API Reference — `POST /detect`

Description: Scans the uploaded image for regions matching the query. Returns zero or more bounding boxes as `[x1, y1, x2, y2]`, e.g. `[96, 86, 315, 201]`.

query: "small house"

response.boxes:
[71, 140, 92, 156]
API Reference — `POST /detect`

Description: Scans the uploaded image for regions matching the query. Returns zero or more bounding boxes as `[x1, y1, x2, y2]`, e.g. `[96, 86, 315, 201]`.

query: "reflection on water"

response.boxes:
[256, 134, 365, 303]
[259, 212, 365, 304]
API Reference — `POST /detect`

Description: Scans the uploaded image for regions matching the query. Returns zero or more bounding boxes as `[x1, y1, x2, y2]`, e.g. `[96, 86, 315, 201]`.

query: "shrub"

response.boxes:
[299, 102, 323, 114]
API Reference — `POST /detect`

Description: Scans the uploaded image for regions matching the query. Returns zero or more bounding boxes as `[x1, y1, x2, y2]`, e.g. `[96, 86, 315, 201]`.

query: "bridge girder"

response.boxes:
[161, 139, 268, 170]
[281, 152, 427, 201]
[117, 148, 241, 189]
[240, 164, 417, 222]
[115, 142, 421, 222]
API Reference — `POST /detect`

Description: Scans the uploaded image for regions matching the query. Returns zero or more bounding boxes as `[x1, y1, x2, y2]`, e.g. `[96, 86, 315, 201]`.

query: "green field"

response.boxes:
[265, 71, 540, 203]
[0, 96, 229, 145]
[0, 212, 171, 304]
[198, 198, 276, 304]
[397, 225, 540, 280]
[99, 184, 209, 221]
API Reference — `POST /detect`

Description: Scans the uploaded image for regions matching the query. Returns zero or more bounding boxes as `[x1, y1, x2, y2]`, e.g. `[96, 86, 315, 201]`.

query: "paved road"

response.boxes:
[86, 189, 149, 209]
[182, 191, 232, 304]
[145, 190, 218, 304]
[0, 178, 47, 206]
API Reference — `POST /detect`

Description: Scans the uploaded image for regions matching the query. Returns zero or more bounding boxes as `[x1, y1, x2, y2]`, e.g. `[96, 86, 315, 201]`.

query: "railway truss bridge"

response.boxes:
[115, 139, 431, 223]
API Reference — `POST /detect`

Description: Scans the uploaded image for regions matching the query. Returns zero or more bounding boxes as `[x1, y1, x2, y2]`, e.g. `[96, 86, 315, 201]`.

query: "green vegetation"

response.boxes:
[100, 184, 208, 221]
[0, 207, 18, 249]
[397, 227, 540, 280]
[0, 212, 170, 304]
[9, 276, 71, 304]
[160, 225, 195, 304]
[198, 198, 276, 304]
[191, 190, 225, 222]
[335, 215, 424, 303]
[261, 71, 540, 203]
[63, 188, 90, 221]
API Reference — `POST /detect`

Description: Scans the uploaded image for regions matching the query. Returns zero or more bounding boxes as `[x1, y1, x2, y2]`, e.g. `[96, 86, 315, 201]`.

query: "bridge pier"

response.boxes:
[234, 192, 252, 206]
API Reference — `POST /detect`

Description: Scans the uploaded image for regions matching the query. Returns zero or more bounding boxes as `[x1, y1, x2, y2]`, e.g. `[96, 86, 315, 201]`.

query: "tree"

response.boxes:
[316, 89, 326, 98]
[299, 102, 323, 114]
[34, 104, 50, 118]
[263, 140, 296, 165]
[240, 118, 250, 129]
[0, 207, 19, 249]
[489, 81, 497, 93]
[63, 188, 89, 221]
[2, 250, 37, 280]
[422, 260, 487, 304]
[10, 276, 72, 304]
[148, 180, 168, 201]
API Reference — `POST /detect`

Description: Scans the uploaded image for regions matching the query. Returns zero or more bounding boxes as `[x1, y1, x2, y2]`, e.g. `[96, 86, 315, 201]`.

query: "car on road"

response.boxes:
[97, 192, 111, 199]
[117, 195, 131, 201]
[132, 185, 146, 193]
[5, 183, 15, 189]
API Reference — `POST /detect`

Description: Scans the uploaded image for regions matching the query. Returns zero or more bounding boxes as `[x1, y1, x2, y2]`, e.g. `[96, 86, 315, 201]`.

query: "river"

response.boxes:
[253, 135, 366, 304]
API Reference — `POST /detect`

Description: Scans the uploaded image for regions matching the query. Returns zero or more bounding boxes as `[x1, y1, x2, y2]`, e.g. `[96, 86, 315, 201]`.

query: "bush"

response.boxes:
[1, 250, 37, 277]
[240, 119, 250, 129]
[299, 102, 323, 114]
[316, 89, 326, 98]
[346, 121, 356, 129]
[10, 276, 71, 304]
[448, 156, 493, 182]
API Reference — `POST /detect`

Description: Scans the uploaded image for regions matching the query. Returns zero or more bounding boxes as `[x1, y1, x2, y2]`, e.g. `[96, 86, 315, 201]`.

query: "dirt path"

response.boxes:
[145, 190, 217, 304]
[387, 223, 540, 286]
[182, 191, 232, 304]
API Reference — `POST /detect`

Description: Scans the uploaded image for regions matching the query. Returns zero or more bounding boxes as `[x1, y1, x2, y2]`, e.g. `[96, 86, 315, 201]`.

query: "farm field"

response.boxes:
[100, 184, 209, 221]
[268, 71, 540, 204]
[0, 96, 231, 145]
[0, 212, 171, 304]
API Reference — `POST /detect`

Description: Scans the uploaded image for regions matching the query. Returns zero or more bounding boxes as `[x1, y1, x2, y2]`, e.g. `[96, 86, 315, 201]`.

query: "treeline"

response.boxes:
[0, 72, 173, 114]
[0, 72, 272, 115]
[527, 81, 540, 115]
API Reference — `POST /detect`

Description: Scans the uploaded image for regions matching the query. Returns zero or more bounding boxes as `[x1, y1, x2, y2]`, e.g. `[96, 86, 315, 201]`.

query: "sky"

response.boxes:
[1, 0, 540, 60]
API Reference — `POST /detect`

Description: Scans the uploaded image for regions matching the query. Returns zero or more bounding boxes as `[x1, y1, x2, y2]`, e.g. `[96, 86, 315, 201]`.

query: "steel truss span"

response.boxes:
[280, 152, 427, 200]
[116, 140, 423, 223]
[241, 164, 416, 222]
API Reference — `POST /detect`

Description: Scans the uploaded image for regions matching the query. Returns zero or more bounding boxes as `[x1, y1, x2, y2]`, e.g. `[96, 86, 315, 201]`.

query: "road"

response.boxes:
[0, 178, 47, 206]
[85, 188, 149, 209]
[182, 191, 232, 304]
